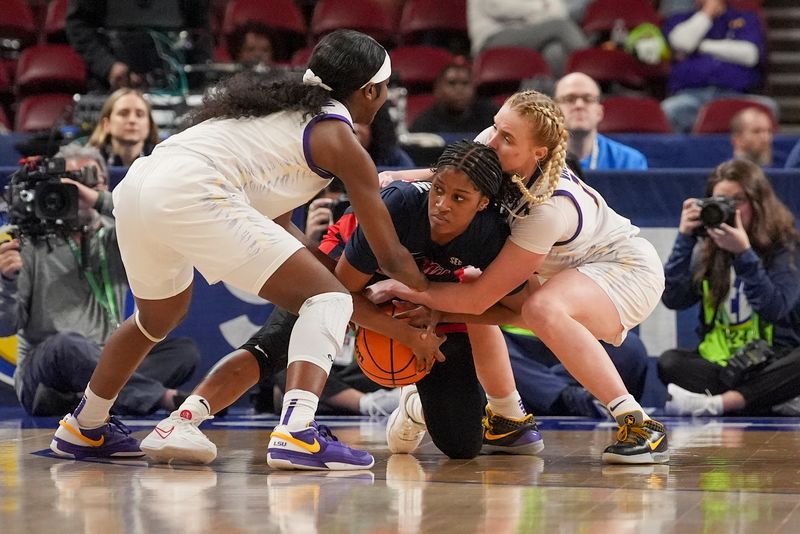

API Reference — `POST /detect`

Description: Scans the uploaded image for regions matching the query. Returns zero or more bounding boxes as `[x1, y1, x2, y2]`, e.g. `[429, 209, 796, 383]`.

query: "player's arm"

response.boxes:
[335, 255, 444, 370]
[376, 240, 545, 315]
[309, 120, 428, 291]
[273, 211, 336, 272]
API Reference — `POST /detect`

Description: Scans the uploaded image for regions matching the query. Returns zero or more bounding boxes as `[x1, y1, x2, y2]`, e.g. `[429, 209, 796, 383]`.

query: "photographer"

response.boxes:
[659, 159, 800, 416]
[0, 145, 198, 416]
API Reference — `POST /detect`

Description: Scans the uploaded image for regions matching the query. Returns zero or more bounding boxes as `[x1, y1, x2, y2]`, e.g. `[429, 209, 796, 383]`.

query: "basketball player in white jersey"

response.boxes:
[376, 91, 669, 464]
[49, 30, 433, 471]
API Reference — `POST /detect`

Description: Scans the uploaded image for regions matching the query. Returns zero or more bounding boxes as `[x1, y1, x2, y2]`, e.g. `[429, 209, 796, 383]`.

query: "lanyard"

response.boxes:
[588, 136, 599, 170]
[67, 228, 120, 328]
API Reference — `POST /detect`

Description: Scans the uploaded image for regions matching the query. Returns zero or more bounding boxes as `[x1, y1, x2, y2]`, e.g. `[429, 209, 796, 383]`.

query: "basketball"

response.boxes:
[355, 303, 427, 387]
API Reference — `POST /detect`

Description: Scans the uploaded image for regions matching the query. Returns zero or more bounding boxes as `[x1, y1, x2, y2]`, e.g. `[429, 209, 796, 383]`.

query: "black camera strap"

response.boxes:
[66, 228, 120, 328]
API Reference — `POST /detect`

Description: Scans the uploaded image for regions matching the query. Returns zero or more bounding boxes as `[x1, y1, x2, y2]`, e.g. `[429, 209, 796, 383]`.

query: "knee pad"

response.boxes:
[288, 292, 353, 374]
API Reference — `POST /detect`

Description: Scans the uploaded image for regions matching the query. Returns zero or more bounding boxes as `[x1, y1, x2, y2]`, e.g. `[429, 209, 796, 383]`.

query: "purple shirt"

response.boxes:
[664, 8, 764, 93]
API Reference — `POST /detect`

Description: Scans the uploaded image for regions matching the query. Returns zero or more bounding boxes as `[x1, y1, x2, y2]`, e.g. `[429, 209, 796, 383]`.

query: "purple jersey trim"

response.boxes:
[553, 190, 582, 247]
[302, 113, 354, 179]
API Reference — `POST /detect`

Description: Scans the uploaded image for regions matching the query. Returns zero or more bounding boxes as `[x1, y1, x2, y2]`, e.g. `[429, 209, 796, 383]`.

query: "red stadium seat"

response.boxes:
[0, 106, 10, 130]
[311, 0, 396, 46]
[404, 93, 435, 128]
[473, 47, 550, 97]
[14, 93, 75, 132]
[582, 0, 661, 34]
[44, 0, 69, 43]
[390, 46, 454, 93]
[0, 0, 37, 48]
[692, 98, 776, 134]
[221, 0, 307, 61]
[289, 46, 314, 68]
[599, 96, 672, 133]
[399, 0, 468, 44]
[15, 44, 86, 96]
[566, 48, 646, 88]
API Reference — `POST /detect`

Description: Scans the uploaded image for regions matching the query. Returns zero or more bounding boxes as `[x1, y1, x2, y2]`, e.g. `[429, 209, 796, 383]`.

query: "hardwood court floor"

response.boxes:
[2, 410, 800, 534]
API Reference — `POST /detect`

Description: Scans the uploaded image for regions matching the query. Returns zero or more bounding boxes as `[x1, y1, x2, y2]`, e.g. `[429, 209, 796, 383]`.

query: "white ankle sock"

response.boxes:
[177, 394, 212, 423]
[280, 389, 319, 431]
[487, 390, 527, 419]
[74, 385, 115, 429]
[607, 394, 651, 422]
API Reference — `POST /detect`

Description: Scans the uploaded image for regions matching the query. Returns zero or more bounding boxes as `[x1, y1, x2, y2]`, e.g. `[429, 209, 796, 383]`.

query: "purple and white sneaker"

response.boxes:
[50, 413, 144, 459]
[267, 422, 374, 471]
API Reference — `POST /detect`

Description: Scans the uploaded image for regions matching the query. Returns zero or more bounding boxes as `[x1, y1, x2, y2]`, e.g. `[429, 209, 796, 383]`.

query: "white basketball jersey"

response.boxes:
[152, 100, 353, 218]
[509, 168, 639, 280]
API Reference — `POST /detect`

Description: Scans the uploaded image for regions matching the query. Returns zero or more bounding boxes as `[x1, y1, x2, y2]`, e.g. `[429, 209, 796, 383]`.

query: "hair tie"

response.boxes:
[303, 69, 333, 91]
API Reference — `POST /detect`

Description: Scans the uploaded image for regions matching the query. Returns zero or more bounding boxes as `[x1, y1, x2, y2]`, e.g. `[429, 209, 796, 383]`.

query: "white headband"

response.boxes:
[302, 50, 392, 93]
[360, 51, 391, 89]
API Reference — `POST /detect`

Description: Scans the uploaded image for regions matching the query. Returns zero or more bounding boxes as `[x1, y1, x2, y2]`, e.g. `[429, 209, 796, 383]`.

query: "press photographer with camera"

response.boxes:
[658, 159, 800, 416]
[0, 145, 198, 416]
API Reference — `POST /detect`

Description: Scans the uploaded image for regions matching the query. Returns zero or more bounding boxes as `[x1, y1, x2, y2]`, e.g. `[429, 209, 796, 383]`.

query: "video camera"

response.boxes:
[719, 339, 774, 389]
[2, 157, 97, 243]
[694, 196, 737, 237]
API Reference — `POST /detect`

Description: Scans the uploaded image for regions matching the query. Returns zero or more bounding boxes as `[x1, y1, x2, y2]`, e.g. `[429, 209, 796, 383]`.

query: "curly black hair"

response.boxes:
[191, 30, 386, 125]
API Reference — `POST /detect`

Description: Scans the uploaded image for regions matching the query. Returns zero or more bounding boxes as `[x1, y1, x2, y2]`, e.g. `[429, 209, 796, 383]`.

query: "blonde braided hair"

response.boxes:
[504, 91, 569, 215]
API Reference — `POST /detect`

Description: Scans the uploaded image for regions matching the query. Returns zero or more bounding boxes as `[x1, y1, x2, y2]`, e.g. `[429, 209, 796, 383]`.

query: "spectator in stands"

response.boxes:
[66, 0, 213, 91]
[354, 104, 414, 168]
[87, 88, 160, 168]
[661, 0, 777, 133]
[410, 60, 499, 134]
[555, 72, 648, 170]
[467, 0, 588, 77]
[785, 139, 800, 169]
[227, 21, 276, 68]
[659, 159, 800, 416]
[502, 328, 651, 418]
[730, 107, 774, 167]
[0, 145, 198, 416]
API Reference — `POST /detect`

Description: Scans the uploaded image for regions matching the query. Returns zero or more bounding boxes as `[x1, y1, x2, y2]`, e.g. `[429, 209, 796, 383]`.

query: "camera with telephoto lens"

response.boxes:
[694, 196, 737, 237]
[719, 339, 774, 389]
[2, 157, 97, 243]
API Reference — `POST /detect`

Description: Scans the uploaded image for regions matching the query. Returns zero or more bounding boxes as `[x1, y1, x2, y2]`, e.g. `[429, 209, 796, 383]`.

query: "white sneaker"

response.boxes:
[360, 388, 401, 417]
[386, 385, 426, 454]
[664, 384, 723, 416]
[140, 410, 217, 464]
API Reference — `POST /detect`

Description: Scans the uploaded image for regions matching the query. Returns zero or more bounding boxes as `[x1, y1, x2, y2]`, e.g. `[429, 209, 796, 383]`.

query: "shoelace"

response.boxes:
[615, 421, 651, 444]
[483, 413, 535, 432]
[312, 423, 339, 442]
[107, 416, 133, 436]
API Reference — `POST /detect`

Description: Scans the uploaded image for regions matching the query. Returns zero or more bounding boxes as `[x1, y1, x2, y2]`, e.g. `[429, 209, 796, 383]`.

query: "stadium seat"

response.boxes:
[44, 0, 69, 43]
[289, 46, 314, 68]
[0, 0, 37, 48]
[565, 48, 646, 88]
[582, 0, 661, 34]
[311, 0, 397, 46]
[390, 46, 454, 93]
[473, 47, 550, 97]
[0, 106, 10, 130]
[221, 0, 307, 61]
[692, 98, 776, 134]
[599, 96, 672, 133]
[14, 93, 75, 133]
[399, 0, 468, 45]
[404, 93, 435, 127]
[15, 44, 86, 96]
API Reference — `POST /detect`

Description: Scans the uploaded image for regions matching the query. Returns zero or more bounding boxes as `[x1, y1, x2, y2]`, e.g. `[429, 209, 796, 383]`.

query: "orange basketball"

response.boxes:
[355, 303, 427, 387]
